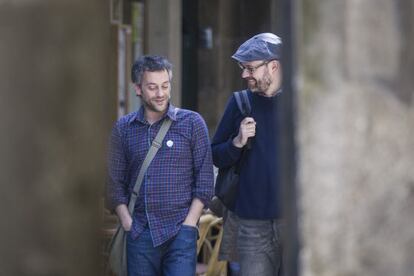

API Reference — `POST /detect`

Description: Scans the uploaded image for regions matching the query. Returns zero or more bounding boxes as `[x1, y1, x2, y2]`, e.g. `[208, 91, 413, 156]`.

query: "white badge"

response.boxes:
[166, 140, 174, 148]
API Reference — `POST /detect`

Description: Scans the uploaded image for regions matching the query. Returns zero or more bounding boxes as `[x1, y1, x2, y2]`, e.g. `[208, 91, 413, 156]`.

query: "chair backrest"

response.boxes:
[196, 214, 227, 276]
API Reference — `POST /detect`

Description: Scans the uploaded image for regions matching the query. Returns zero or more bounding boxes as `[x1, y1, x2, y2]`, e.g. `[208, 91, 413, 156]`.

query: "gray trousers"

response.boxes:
[219, 211, 285, 276]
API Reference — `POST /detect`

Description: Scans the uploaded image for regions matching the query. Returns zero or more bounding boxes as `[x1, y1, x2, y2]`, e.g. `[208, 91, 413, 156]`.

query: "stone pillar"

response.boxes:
[0, 1, 112, 275]
[297, 0, 414, 275]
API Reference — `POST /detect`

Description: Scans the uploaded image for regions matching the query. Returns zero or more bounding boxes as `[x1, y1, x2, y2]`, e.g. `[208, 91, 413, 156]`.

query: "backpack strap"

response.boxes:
[233, 90, 253, 149]
[233, 90, 251, 116]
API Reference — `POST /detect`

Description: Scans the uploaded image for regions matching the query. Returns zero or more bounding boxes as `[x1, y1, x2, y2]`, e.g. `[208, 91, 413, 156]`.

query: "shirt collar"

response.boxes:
[128, 103, 179, 125]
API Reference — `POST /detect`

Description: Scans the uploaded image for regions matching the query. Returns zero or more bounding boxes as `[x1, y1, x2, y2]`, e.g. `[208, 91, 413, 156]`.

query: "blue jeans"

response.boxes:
[237, 218, 285, 276]
[126, 225, 197, 276]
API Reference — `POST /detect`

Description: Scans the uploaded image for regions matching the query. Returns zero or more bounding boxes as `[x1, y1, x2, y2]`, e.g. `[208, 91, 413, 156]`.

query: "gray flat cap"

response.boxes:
[232, 33, 282, 63]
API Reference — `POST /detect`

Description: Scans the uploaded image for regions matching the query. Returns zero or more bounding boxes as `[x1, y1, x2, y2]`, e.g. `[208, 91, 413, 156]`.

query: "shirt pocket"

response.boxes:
[161, 132, 192, 167]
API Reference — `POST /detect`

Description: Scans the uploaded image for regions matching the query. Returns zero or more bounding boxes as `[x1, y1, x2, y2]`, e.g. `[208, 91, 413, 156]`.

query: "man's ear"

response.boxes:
[271, 60, 279, 72]
[134, 84, 142, 96]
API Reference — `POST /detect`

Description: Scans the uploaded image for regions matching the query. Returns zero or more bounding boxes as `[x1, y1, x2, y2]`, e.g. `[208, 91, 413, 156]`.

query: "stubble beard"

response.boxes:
[247, 71, 272, 93]
[143, 96, 170, 114]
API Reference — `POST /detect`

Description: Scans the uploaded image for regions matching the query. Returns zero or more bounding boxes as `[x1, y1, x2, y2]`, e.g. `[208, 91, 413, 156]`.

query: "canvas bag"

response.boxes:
[107, 118, 172, 276]
[214, 90, 251, 210]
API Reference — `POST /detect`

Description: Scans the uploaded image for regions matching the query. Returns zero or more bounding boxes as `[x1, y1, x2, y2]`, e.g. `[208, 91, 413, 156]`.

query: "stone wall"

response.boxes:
[297, 0, 414, 275]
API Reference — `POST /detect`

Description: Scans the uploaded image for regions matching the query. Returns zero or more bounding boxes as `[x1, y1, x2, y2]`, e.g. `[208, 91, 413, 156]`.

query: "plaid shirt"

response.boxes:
[106, 104, 214, 246]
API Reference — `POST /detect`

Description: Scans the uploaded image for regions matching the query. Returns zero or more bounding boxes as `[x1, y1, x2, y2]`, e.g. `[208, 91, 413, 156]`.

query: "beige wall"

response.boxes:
[297, 0, 414, 275]
[0, 1, 112, 275]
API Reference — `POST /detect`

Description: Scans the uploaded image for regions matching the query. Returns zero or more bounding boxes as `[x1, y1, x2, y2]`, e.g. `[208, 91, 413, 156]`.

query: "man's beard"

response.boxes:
[247, 71, 272, 92]
[142, 96, 170, 113]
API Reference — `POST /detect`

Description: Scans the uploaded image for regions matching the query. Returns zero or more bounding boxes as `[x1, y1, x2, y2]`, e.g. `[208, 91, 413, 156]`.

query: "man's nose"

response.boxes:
[241, 69, 251, 78]
[155, 87, 163, 96]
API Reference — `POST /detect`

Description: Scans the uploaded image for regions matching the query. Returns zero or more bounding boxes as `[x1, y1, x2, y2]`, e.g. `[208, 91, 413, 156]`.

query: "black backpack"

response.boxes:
[214, 90, 252, 210]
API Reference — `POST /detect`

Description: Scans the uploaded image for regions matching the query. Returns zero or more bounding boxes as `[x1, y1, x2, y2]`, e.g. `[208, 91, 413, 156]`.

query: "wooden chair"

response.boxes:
[196, 213, 227, 276]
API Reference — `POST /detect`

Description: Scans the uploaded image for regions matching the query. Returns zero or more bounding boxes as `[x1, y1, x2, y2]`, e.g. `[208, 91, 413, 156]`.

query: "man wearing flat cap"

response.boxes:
[212, 33, 284, 275]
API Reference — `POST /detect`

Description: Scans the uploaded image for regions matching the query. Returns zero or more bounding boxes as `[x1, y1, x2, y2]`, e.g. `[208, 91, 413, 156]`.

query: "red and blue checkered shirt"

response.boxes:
[106, 104, 214, 246]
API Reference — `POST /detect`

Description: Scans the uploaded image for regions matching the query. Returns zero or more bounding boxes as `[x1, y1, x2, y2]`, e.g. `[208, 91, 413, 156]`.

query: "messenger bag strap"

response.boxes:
[127, 117, 173, 215]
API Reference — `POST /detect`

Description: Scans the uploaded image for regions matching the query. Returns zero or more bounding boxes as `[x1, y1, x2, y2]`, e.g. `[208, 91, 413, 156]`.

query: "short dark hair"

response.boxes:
[131, 55, 173, 85]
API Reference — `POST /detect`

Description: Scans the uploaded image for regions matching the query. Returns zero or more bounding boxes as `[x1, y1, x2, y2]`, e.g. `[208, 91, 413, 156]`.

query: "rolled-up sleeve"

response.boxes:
[190, 113, 214, 207]
[106, 121, 129, 212]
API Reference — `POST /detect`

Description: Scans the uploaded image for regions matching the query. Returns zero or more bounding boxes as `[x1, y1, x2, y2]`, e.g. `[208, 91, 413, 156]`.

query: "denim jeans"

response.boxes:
[126, 225, 197, 276]
[237, 218, 285, 276]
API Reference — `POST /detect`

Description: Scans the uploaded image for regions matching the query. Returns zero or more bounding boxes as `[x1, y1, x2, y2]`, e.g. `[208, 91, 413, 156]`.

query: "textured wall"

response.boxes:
[0, 1, 111, 275]
[297, 0, 414, 275]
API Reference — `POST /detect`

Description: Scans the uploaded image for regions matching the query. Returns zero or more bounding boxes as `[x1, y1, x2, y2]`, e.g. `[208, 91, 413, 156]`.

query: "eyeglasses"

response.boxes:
[237, 60, 270, 74]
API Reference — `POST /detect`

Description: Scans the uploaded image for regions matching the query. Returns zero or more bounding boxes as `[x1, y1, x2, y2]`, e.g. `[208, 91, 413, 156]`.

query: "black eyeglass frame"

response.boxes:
[237, 60, 273, 74]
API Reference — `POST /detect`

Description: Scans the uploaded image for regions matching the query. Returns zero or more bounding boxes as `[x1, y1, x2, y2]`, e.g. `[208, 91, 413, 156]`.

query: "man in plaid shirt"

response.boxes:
[106, 55, 214, 275]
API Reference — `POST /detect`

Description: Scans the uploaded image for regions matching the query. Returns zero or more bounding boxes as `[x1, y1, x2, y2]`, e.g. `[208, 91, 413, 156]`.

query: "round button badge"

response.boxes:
[166, 140, 174, 147]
